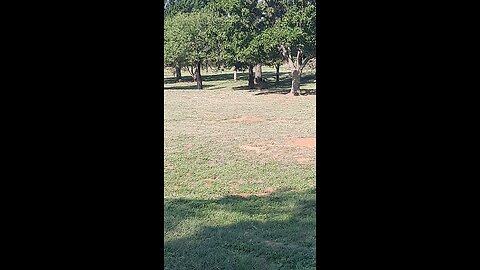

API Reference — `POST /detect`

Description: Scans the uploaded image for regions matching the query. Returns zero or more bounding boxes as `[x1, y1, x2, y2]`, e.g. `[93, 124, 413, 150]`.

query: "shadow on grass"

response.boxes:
[252, 89, 317, 96]
[163, 84, 215, 90]
[232, 72, 315, 91]
[164, 189, 316, 270]
[164, 76, 197, 84]
[202, 72, 246, 82]
[164, 72, 316, 95]
[164, 72, 249, 85]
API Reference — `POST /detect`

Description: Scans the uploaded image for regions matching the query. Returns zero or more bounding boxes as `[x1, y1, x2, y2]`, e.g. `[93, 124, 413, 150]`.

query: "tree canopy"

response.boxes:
[164, 0, 210, 17]
[163, 0, 316, 93]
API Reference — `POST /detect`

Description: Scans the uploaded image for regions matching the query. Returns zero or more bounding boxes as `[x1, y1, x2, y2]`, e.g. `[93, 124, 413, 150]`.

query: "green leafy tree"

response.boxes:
[254, 0, 316, 95]
[173, 11, 226, 89]
[164, 0, 210, 17]
[209, 0, 266, 88]
[164, 15, 189, 82]
[164, 0, 316, 93]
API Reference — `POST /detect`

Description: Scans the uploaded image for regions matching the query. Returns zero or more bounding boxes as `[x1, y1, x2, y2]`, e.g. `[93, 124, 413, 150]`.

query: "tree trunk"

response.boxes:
[254, 64, 262, 88]
[195, 62, 203, 90]
[233, 66, 238, 81]
[275, 64, 280, 85]
[290, 69, 300, 96]
[248, 64, 254, 89]
[175, 66, 182, 82]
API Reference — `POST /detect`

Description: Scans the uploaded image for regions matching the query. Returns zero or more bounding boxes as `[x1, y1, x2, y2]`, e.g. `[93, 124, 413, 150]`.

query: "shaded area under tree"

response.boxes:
[164, 189, 316, 270]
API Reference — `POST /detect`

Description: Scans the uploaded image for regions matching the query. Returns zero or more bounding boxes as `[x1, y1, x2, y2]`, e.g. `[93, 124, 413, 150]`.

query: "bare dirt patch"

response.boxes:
[286, 137, 316, 148]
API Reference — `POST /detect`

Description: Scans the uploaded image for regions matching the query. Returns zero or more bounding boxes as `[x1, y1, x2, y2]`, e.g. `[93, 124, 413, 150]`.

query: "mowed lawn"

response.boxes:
[164, 68, 316, 269]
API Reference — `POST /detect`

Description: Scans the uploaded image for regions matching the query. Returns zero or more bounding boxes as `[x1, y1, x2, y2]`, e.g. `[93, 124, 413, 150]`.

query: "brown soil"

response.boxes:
[286, 137, 316, 148]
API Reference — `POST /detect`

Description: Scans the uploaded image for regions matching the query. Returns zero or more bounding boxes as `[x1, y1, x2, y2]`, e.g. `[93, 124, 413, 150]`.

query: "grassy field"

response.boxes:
[164, 66, 316, 269]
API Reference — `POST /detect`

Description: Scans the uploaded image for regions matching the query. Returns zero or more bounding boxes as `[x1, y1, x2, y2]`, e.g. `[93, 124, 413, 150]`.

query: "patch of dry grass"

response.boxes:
[164, 90, 316, 166]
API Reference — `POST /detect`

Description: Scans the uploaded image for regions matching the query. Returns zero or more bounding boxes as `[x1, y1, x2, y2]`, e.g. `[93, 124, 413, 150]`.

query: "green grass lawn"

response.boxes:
[164, 68, 316, 269]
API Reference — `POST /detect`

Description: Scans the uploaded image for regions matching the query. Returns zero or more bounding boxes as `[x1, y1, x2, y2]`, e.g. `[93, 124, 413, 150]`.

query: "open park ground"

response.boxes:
[164, 67, 316, 269]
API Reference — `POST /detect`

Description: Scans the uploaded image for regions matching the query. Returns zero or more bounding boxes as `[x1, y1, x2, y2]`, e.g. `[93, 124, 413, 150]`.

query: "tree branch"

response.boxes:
[279, 44, 288, 59]
[300, 57, 315, 72]
[279, 44, 295, 70]
[187, 65, 195, 77]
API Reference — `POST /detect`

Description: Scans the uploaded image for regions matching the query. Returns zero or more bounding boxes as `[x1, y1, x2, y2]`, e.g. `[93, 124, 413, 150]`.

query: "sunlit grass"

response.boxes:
[164, 70, 316, 269]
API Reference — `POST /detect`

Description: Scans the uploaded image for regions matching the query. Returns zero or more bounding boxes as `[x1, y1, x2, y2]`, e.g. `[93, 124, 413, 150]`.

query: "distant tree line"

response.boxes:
[164, 0, 316, 95]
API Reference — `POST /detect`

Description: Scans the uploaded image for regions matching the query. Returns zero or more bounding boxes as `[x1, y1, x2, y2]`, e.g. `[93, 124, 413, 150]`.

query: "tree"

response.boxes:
[255, 0, 316, 95]
[164, 15, 189, 82]
[168, 11, 226, 89]
[164, 0, 210, 17]
[164, 1, 214, 83]
[164, 0, 316, 93]
[209, 0, 266, 89]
